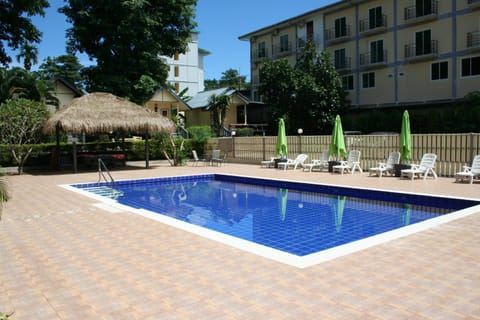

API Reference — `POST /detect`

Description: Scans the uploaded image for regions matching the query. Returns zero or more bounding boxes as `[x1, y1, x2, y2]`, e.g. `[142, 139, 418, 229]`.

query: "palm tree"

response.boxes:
[207, 93, 231, 136]
[16, 42, 39, 71]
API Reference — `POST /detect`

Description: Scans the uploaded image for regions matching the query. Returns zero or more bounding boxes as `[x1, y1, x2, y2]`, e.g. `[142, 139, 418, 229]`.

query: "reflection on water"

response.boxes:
[91, 178, 454, 257]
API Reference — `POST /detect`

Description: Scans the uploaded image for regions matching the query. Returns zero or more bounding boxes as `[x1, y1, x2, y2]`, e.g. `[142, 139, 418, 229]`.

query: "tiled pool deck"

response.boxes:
[1, 162, 479, 319]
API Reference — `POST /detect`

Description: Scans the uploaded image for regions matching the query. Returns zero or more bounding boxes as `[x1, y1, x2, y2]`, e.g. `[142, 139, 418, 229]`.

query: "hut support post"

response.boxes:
[72, 141, 78, 173]
[55, 123, 60, 170]
[145, 129, 150, 168]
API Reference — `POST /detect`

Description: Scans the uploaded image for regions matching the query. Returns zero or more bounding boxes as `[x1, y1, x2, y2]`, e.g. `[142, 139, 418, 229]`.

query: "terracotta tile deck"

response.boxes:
[1, 161, 479, 319]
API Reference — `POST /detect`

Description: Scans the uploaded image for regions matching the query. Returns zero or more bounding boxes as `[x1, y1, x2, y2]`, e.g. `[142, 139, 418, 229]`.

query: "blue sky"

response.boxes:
[21, 0, 337, 80]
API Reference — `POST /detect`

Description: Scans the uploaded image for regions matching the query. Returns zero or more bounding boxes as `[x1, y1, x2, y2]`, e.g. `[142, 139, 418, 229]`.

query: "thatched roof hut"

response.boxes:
[43, 92, 175, 134]
[43, 92, 176, 171]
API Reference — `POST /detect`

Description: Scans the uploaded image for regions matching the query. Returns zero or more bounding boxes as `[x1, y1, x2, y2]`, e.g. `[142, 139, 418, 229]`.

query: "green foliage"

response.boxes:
[0, 67, 58, 106]
[259, 42, 348, 135]
[38, 54, 84, 87]
[188, 126, 211, 155]
[0, 99, 49, 173]
[204, 69, 249, 91]
[235, 127, 254, 137]
[60, 0, 197, 104]
[208, 94, 231, 136]
[0, 0, 49, 67]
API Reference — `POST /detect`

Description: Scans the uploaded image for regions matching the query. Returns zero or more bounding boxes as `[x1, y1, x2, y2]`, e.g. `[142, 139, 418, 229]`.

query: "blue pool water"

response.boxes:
[72, 174, 479, 257]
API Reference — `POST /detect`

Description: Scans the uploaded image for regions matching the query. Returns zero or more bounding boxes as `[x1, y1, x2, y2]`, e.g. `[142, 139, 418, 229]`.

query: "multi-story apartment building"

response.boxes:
[239, 0, 480, 109]
[161, 32, 210, 96]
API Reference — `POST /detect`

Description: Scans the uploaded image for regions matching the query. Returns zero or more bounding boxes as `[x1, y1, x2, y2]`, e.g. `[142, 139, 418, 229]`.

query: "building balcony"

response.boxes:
[252, 49, 270, 63]
[359, 51, 388, 69]
[468, 0, 480, 8]
[272, 43, 294, 58]
[467, 31, 480, 51]
[325, 25, 351, 44]
[404, 40, 438, 62]
[359, 15, 387, 36]
[404, 0, 438, 24]
[334, 57, 352, 73]
[297, 35, 322, 49]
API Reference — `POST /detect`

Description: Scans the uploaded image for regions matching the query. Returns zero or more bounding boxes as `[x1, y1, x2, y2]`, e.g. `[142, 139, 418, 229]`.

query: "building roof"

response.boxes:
[188, 87, 238, 110]
[238, 0, 344, 40]
[147, 86, 191, 109]
[55, 77, 84, 96]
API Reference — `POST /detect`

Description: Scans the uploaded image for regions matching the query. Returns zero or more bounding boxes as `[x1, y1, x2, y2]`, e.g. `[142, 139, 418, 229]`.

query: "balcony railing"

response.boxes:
[404, 0, 438, 22]
[468, 0, 480, 7]
[359, 15, 387, 35]
[359, 50, 388, 67]
[404, 40, 438, 61]
[467, 31, 480, 50]
[297, 35, 322, 49]
[252, 48, 270, 62]
[272, 42, 293, 58]
[334, 57, 352, 71]
[325, 25, 351, 43]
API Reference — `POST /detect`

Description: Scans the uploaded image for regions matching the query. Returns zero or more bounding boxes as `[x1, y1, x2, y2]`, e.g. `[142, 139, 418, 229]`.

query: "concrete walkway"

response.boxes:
[1, 162, 479, 319]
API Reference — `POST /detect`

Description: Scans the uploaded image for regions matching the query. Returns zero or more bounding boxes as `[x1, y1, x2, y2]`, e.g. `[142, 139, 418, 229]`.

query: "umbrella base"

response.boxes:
[394, 164, 411, 177]
[274, 158, 287, 169]
[328, 161, 341, 172]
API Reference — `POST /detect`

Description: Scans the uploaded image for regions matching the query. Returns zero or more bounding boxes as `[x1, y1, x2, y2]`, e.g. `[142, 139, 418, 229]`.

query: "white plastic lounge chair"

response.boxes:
[455, 155, 480, 184]
[303, 150, 329, 172]
[400, 153, 437, 180]
[333, 150, 362, 174]
[191, 150, 206, 166]
[260, 157, 275, 168]
[278, 154, 308, 171]
[369, 151, 401, 177]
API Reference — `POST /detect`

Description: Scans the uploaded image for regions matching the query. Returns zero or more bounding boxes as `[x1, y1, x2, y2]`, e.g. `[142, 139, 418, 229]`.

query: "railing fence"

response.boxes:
[210, 133, 480, 177]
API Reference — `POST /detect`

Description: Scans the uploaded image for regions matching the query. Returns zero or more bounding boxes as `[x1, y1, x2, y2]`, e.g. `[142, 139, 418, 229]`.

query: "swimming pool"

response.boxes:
[67, 174, 480, 268]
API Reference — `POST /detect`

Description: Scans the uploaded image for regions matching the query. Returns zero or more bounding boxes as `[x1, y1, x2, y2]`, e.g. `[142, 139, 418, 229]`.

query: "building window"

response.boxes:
[362, 72, 375, 88]
[370, 40, 384, 63]
[431, 61, 448, 80]
[415, 30, 432, 56]
[258, 42, 266, 58]
[175, 82, 180, 92]
[174, 66, 179, 77]
[461, 56, 480, 77]
[342, 75, 354, 90]
[335, 17, 347, 38]
[416, 0, 433, 17]
[369, 6, 383, 29]
[280, 35, 289, 52]
[154, 106, 158, 112]
[306, 21, 314, 42]
[162, 110, 168, 117]
[334, 49, 346, 69]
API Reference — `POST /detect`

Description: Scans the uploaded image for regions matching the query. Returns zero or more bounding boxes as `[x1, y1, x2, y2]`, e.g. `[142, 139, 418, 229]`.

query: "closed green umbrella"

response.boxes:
[400, 110, 412, 162]
[328, 115, 347, 160]
[276, 118, 288, 158]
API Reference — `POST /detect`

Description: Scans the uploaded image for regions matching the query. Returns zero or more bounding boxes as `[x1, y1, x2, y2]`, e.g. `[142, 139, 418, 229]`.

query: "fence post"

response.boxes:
[262, 136, 266, 161]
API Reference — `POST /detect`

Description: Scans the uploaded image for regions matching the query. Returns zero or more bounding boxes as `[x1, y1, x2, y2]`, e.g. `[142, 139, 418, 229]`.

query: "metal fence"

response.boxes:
[210, 133, 480, 177]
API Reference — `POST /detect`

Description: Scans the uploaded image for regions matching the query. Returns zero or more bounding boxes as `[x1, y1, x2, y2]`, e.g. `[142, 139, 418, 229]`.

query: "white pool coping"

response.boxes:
[61, 174, 480, 269]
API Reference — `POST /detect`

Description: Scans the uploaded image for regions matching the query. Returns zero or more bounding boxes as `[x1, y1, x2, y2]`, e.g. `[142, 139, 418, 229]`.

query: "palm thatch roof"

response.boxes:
[43, 92, 175, 134]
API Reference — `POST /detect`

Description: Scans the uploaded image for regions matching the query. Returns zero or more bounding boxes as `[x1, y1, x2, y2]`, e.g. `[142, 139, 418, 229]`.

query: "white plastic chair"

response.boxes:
[333, 150, 362, 174]
[303, 150, 329, 172]
[369, 151, 400, 177]
[278, 154, 308, 171]
[455, 155, 480, 184]
[400, 153, 437, 180]
[260, 157, 275, 168]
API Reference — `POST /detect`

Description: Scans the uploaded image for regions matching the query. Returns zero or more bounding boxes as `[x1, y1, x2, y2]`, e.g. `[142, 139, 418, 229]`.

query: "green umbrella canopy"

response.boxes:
[400, 110, 412, 162]
[328, 115, 347, 160]
[276, 118, 288, 157]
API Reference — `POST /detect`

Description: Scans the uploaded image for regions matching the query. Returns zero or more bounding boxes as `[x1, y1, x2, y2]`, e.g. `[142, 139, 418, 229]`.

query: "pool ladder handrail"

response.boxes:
[98, 158, 115, 186]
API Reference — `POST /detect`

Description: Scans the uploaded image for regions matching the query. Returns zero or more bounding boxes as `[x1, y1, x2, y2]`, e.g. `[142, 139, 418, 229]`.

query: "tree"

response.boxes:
[0, 99, 49, 174]
[60, 0, 197, 104]
[38, 54, 84, 87]
[258, 42, 347, 134]
[0, 0, 49, 67]
[207, 94, 231, 136]
[0, 67, 57, 106]
[220, 69, 247, 90]
[258, 58, 296, 131]
[0, 170, 10, 221]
